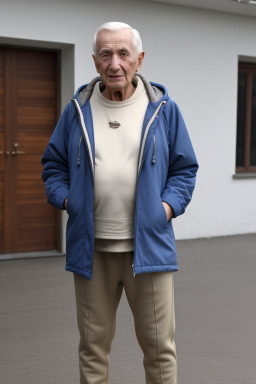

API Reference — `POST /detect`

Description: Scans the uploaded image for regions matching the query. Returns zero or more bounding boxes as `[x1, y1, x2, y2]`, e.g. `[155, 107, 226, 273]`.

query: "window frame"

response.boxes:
[236, 62, 256, 174]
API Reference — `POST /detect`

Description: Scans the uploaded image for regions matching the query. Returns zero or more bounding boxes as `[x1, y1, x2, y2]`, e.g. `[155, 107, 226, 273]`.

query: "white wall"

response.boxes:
[1, 0, 256, 243]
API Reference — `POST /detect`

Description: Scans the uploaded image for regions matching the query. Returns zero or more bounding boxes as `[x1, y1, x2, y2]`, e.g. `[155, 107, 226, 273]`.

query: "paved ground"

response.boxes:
[0, 234, 256, 384]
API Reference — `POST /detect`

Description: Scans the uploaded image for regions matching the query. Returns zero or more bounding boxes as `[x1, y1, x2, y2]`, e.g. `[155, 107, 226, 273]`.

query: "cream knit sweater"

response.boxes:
[90, 77, 148, 252]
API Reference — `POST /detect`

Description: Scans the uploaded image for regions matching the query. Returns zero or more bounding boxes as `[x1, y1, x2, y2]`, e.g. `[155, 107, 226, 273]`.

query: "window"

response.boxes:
[236, 62, 256, 173]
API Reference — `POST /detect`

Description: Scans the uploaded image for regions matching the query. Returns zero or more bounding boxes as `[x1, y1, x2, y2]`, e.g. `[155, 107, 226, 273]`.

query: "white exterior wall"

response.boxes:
[1, 0, 256, 246]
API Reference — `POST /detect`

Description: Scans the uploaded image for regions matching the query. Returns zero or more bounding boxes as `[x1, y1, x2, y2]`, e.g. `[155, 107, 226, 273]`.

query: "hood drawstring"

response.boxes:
[151, 101, 166, 164]
[77, 136, 82, 166]
[152, 134, 156, 164]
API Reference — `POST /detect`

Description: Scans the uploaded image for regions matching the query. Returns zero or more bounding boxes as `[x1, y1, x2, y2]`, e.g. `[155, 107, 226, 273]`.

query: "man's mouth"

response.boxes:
[108, 75, 124, 80]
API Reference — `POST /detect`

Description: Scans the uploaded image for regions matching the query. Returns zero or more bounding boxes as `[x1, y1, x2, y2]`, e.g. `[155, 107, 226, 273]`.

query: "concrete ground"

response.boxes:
[0, 234, 256, 384]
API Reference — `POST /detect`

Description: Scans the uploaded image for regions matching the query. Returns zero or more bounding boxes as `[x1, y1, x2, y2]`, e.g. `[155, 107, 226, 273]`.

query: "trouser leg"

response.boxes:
[123, 254, 177, 384]
[73, 251, 123, 384]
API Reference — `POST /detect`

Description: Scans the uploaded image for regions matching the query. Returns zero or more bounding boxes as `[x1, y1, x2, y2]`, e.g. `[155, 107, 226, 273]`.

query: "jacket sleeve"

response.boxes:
[161, 101, 199, 218]
[41, 105, 70, 210]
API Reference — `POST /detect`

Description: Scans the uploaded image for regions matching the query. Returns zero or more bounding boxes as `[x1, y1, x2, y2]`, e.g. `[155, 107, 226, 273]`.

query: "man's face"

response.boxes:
[93, 28, 144, 96]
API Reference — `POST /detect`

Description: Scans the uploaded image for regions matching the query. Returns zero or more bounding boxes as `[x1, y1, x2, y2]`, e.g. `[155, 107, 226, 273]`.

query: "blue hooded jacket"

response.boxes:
[41, 75, 198, 280]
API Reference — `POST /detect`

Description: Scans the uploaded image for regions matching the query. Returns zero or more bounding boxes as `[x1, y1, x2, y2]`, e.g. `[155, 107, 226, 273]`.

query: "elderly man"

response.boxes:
[42, 21, 198, 384]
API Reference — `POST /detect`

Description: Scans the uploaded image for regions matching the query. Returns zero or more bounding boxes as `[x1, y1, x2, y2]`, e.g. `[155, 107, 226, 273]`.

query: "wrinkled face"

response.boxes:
[93, 28, 144, 95]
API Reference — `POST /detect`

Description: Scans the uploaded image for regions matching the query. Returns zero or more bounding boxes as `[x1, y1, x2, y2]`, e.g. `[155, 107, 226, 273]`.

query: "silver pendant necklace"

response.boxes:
[109, 121, 121, 129]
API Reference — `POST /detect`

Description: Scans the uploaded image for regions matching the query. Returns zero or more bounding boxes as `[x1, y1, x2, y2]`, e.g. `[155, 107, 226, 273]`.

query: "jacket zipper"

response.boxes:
[133, 101, 166, 276]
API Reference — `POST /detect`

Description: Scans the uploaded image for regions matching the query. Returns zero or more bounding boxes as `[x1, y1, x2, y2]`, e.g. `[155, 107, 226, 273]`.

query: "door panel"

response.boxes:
[0, 47, 59, 255]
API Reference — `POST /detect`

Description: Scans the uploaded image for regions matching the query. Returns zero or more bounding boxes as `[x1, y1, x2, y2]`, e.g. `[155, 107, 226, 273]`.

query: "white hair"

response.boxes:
[92, 21, 143, 56]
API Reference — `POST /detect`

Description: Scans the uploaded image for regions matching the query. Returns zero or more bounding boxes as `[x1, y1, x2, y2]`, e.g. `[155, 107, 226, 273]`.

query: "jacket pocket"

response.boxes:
[158, 197, 168, 232]
[66, 197, 73, 218]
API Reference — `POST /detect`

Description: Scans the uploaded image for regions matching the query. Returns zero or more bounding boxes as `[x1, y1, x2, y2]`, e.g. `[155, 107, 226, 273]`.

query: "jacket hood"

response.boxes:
[75, 74, 167, 105]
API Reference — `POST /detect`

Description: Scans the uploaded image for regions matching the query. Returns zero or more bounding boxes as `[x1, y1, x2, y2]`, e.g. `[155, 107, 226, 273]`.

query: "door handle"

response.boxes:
[12, 150, 26, 155]
[12, 142, 26, 156]
[0, 143, 26, 156]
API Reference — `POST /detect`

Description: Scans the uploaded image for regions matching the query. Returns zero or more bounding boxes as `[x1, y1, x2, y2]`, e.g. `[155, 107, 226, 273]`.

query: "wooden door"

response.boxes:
[0, 47, 59, 255]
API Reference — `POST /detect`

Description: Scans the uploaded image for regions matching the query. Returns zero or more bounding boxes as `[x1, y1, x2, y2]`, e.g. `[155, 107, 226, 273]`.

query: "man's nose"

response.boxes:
[110, 55, 121, 70]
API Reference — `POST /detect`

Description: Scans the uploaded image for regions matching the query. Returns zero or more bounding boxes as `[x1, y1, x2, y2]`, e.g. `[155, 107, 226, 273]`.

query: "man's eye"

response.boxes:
[121, 52, 128, 57]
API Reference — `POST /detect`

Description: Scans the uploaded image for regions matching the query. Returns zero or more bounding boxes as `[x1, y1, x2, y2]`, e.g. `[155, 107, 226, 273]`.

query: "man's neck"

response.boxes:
[101, 84, 136, 101]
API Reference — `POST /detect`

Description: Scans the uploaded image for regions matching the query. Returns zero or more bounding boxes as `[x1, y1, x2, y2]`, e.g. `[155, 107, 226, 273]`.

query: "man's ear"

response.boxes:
[136, 51, 145, 72]
[92, 54, 99, 73]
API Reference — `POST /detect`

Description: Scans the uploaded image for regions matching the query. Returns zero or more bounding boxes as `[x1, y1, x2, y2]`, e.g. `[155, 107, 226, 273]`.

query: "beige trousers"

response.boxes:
[73, 251, 177, 384]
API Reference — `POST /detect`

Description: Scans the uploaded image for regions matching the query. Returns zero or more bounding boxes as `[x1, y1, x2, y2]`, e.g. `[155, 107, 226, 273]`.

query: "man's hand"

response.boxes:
[162, 201, 174, 221]
[64, 198, 68, 210]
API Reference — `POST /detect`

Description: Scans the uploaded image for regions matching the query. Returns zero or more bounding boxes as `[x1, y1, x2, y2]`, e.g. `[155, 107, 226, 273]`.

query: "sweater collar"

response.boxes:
[77, 74, 165, 105]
